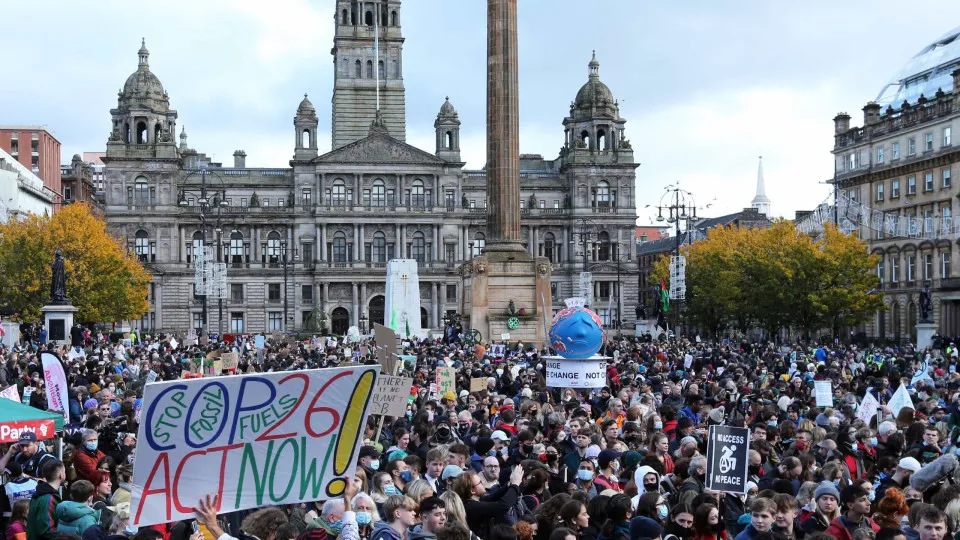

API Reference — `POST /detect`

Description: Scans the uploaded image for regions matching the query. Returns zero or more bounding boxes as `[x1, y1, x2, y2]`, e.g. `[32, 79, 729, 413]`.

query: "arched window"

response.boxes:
[134, 178, 150, 205]
[137, 122, 148, 144]
[596, 180, 611, 208]
[366, 60, 373, 79]
[371, 179, 386, 207]
[473, 232, 485, 257]
[154, 123, 161, 143]
[332, 179, 347, 206]
[597, 129, 606, 150]
[355, 60, 362, 78]
[445, 131, 453, 149]
[365, 10, 374, 26]
[598, 231, 611, 261]
[267, 231, 281, 264]
[124, 122, 131, 143]
[301, 129, 311, 148]
[544, 232, 556, 262]
[373, 231, 387, 263]
[342, 9, 348, 24]
[135, 230, 149, 262]
[412, 231, 426, 263]
[580, 130, 590, 149]
[411, 179, 425, 207]
[378, 60, 385, 80]
[391, 10, 398, 26]
[230, 231, 244, 265]
[333, 232, 347, 263]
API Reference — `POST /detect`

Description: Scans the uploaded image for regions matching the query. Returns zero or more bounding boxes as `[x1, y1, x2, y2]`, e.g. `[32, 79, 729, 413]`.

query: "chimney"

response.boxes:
[833, 113, 851, 134]
[862, 102, 881, 126]
[233, 150, 247, 168]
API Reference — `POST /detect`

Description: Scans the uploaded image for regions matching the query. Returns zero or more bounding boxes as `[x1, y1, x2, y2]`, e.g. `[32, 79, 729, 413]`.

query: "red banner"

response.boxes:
[0, 419, 57, 443]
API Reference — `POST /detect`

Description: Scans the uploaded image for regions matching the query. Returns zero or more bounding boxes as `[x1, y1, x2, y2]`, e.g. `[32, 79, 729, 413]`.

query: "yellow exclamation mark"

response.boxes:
[326, 369, 376, 497]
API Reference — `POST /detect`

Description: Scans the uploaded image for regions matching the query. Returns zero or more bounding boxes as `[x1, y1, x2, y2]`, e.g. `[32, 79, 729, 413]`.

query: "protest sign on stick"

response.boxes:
[371, 376, 413, 418]
[130, 366, 379, 527]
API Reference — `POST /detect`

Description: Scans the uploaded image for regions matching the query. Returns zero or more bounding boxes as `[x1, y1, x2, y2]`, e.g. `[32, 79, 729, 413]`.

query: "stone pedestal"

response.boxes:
[635, 318, 658, 337]
[916, 322, 938, 351]
[41, 304, 78, 346]
[461, 256, 552, 347]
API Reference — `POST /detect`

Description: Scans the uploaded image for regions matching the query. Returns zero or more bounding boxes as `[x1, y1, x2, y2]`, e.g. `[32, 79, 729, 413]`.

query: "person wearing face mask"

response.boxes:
[506, 430, 536, 468]
[73, 429, 106, 484]
[573, 459, 598, 499]
[358, 446, 382, 480]
[678, 456, 708, 508]
[692, 502, 728, 540]
[662, 504, 695, 540]
[631, 466, 662, 510]
[594, 450, 623, 492]
[561, 426, 594, 474]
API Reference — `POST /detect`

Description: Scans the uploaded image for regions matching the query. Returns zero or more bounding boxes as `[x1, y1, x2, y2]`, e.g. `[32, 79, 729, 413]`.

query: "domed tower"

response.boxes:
[293, 94, 319, 161]
[106, 39, 178, 160]
[434, 96, 461, 162]
[560, 51, 631, 165]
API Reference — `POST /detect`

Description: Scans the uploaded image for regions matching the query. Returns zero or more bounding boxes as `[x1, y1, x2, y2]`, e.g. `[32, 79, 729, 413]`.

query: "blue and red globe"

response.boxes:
[549, 307, 605, 359]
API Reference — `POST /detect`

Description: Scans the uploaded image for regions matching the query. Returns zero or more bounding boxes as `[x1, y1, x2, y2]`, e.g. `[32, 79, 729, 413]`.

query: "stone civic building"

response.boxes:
[103, 1, 638, 335]
[831, 26, 960, 341]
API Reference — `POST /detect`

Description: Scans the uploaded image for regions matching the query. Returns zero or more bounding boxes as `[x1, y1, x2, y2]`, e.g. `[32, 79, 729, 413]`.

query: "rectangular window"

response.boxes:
[848, 188, 857, 201]
[944, 168, 952, 188]
[302, 284, 314, 301]
[263, 199, 269, 207]
[892, 179, 900, 198]
[908, 138, 916, 156]
[268, 283, 281, 302]
[301, 188, 312, 206]
[31, 155, 39, 172]
[926, 132, 934, 152]
[891, 257, 900, 283]
[908, 176, 916, 194]
[877, 146, 884, 164]
[877, 260, 885, 283]
[65, 186, 73, 201]
[469, 200, 476, 209]
[445, 191, 455, 209]
[230, 313, 244, 333]
[876, 183, 884, 201]
[907, 255, 916, 281]
[924, 253, 933, 280]
[278, 198, 284, 207]
[231, 284, 243, 302]
[945, 127, 952, 147]
[892, 142, 900, 160]
[943, 252, 951, 278]
[446, 284, 457, 301]
[926, 172, 934, 191]
[302, 311, 313, 328]
[445, 244, 455, 262]
[848, 153, 857, 170]
[193, 313, 204, 330]
[539, 200, 546, 209]
[268, 312, 283, 331]
[550, 281, 560, 299]
[241, 198, 247, 207]
[554, 200, 560, 209]
[597, 281, 612, 299]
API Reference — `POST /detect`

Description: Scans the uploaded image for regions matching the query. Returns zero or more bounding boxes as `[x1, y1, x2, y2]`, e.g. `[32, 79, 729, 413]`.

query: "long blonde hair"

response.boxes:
[440, 490, 468, 527]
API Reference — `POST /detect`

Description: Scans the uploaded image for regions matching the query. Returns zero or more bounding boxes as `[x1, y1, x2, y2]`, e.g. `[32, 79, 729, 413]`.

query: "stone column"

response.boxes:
[438, 282, 445, 321]
[484, 0, 524, 254]
[319, 224, 327, 262]
[431, 281, 438, 328]
[322, 282, 329, 311]
[396, 224, 402, 257]
[433, 226, 440, 263]
[354, 224, 361, 262]
[360, 283, 367, 318]
[359, 225, 365, 261]
[351, 283, 359, 327]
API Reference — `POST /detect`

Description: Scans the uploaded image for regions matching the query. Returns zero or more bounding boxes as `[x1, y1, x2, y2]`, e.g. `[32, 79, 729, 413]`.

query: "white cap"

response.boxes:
[585, 444, 602, 459]
[878, 421, 897, 436]
[459, 390, 469, 398]
[491, 430, 510, 441]
[521, 388, 533, 399]
[898, 457, 922, 473]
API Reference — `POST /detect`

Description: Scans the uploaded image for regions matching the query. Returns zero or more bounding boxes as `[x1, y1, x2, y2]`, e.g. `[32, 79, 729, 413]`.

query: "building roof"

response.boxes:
[876, 25, 960, 107]
[693, 211, 746, 230]
[0, 126, 61, 144]
[636, 233, 689, 256]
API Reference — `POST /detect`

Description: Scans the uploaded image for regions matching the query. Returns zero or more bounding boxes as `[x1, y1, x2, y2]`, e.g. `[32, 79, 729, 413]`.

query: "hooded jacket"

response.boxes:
[27, 482, 62, 540]
[406, 523, 437, 540]
[55, 501, 100, 535]
[630, 465, 661, 510]
[369, 521, 403, 540]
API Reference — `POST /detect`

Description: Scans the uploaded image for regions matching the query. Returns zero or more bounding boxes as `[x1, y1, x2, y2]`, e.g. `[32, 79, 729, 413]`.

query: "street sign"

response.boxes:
[705, 425, 749, 494]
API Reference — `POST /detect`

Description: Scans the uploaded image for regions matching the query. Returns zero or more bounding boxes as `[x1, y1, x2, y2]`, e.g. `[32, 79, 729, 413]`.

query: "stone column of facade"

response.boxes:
[396, 224, 402, 257]
[397, 174, 404, 207]
[359, 225, 365, 262]
[351, 283, 359, 327]
[360, 283, 367, 320]
[179, 227, 185, 263]
[155, 283, 162, 329]
[484, 0, 524, 255]
[322, 283, 329, 312]
[433, 226, 440, 263]
[431, 281, 438, 328]
[438, 282, 445, 321]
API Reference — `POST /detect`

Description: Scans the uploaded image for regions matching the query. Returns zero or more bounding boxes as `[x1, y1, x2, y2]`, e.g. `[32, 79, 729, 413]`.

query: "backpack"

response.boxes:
[503, 493, 531, 525]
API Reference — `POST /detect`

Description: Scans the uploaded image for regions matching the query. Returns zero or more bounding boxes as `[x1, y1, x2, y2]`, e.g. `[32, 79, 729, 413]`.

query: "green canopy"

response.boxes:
[0, 395, 64, 443]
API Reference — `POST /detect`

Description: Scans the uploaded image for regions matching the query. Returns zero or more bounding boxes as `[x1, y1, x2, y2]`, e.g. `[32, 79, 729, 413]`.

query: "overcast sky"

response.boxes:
[4, 1, 960, 223]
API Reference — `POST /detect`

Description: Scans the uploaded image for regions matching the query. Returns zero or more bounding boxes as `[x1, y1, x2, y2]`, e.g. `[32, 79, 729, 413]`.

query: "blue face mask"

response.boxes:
[868, 437, 878, 448]
[400, 471, 413, 483]
[384, 484, 400, 495]
[355, 512, 372, 526]
[85, 442, 98, 452]
[369, 460, 380, 471]
[867, 490, 875, 502]
[832, 479, 841, 487]
[578, 469, 594, 481]
[323, 519, 343, 534]
[657, 506, 669, 520]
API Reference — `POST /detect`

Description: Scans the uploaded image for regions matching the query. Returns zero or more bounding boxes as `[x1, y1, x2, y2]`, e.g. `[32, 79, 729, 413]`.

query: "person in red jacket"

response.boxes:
[824, 485, 880, 540]
[72, 429, 105, 484]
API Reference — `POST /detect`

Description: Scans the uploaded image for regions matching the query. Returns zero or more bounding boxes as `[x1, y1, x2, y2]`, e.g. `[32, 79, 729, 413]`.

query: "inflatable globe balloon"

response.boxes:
[549, 307, 605, 359]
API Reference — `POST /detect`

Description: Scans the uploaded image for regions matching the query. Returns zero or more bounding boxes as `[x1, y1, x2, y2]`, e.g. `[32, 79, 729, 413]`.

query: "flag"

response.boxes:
[659, 277, 669, 313]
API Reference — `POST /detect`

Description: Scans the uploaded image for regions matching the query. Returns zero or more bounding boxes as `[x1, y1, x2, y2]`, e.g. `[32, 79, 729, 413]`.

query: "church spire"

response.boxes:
[751, 156, 772, 217]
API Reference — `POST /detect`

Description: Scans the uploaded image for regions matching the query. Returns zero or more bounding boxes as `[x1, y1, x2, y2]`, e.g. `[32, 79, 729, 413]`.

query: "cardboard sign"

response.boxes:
[374, 324, 399, 374]
[545, 357, 607, 388]
[371, 376, 413, 417]
[705, 425, 750, 494]
[254, 335, 265, 349]
[222, 353, 239, 371]
[491, 344, 506, 358]
[130, 366, 379, 527]
[500, 333, 510, 341]
[814, 381, 833, 408]
[205, 350, 221, 359]
[21, 387, 32, 404]
[169, 338, 179, 351]
[211, 359, 223, 374]
[857, 392, 880, 425]
[146, 370, 158, 384]
[435, 367, 456, 398]
[470, 377, 487, 392]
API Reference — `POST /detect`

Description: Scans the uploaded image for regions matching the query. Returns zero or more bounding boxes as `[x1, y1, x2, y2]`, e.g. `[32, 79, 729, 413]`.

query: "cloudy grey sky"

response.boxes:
[3, 1, 960, 223]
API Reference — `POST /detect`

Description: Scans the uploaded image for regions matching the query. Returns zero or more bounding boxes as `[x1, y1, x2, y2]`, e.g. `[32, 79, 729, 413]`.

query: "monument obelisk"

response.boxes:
[460, 0, 552, 346]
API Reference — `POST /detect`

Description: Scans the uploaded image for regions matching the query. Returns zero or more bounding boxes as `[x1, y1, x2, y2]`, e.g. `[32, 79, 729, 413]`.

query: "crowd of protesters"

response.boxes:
[1, 326, 960, 540]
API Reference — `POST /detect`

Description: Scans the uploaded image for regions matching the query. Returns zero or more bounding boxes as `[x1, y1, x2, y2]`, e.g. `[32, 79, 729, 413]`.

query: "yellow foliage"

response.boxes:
[0, 203, 151, 322]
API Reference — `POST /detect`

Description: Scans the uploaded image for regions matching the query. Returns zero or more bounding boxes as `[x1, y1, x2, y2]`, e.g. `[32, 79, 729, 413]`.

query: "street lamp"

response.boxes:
[280, 240, 299, 332]
[360, 312, 367, 334]
[651, 185, 698, 333]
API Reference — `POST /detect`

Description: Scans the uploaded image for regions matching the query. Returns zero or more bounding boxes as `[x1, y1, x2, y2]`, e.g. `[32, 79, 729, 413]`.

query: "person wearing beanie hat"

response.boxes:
[629, 516, 662, 540]
[801, 482, 841, 535]
[824, 484, 880, 540]
[470, 438, 495, 473]
[878, 456, 921, 494]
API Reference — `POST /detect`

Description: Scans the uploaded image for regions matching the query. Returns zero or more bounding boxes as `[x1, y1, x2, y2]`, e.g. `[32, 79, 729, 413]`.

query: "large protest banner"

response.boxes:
[705, 425, 749, 494]
[545, 357, 607, 389]
[130, 366, 379, 527]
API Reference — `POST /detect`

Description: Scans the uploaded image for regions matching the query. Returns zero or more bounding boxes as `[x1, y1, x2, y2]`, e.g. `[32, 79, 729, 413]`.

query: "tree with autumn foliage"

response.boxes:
[653, 221, 882, 339]
[0, 203, 151, 323]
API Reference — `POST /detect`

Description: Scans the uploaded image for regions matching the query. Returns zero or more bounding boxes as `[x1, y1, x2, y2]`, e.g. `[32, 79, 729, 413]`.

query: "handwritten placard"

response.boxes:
[435, 367, 456, 398]
[470, 377, 487, 392]
[221, 352, 239, 371]
[370, 376, 413, 417]
[130, 366, 379, 527]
